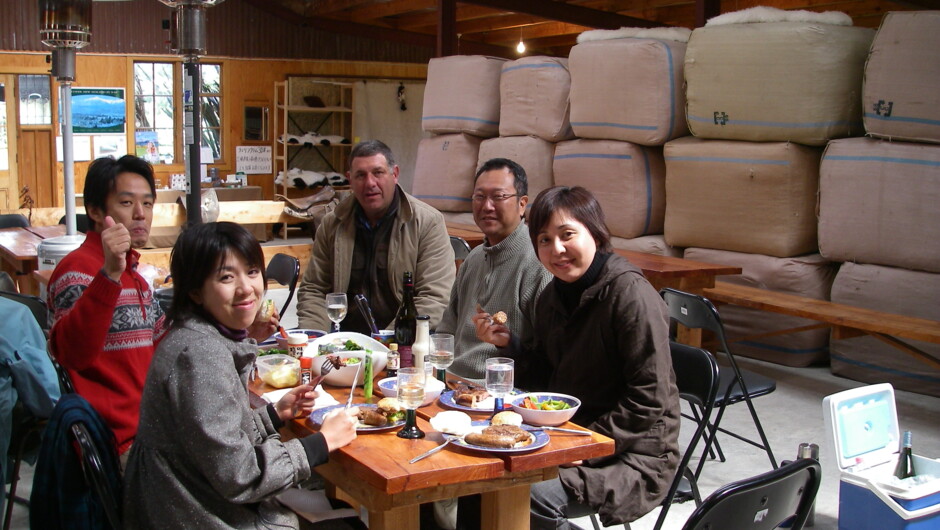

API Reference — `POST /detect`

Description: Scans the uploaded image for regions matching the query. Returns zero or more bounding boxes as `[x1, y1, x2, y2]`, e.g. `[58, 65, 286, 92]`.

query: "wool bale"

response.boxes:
[686, 248, 837, 367]
[830, 262, 940, 398]
[422, 55, 506, 138]
[412, 134, 482, 212]
[499, 57, 575, 142]
[477, 136, 555, 202]
[569, 36, 689, 146]
[685, 18, 873, 145]
[863, 11, 940, 144]
[553, 139, 665, 239]
[819, 137, 940, 273]
[611, 235, 682, 257]
[664, 137, 821, 257]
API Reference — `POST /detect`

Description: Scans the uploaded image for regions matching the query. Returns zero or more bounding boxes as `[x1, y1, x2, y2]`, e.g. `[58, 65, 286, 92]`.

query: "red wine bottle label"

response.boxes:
[398, 345, 414, 368]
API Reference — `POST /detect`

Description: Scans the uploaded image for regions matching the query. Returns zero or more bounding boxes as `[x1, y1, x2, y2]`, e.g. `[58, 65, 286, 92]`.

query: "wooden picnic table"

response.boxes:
[250, 375, 614, 529]
[0, 225, 67, 295]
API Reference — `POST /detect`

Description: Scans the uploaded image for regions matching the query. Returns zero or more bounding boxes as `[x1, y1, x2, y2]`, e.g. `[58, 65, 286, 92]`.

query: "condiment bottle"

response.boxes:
[394, 272, 417, 368]
[894, 430, 916, 479]
[413, 315, 431, 377]
[386, 343, 399, 378]
[299, 357, 313, 386]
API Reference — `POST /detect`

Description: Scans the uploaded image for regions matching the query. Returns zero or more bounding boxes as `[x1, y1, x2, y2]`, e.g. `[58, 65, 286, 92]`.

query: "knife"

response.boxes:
[409, 438, 454, 464]
[526, 426, 593, 436]
[345, 360, 364, 410]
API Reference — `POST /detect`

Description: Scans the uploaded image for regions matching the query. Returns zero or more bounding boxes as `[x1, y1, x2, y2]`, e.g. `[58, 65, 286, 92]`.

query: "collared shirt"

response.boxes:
[344, 189, 401, 333]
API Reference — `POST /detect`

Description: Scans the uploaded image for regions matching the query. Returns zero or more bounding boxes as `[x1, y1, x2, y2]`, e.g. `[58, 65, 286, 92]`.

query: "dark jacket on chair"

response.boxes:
[30, 393, 122, 530]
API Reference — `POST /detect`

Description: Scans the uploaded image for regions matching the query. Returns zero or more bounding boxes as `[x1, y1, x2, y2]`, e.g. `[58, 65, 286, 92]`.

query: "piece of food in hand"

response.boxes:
[357, 408, 389, 427]
[430, 411, 473, 435]
[376, 397, 405, 422]
[465, 424, 532, 448]
[491, 410, 523, 427]
[259, 299, 276, 320]
[492, 311, 508, 325]
[453, 384, 491, 407]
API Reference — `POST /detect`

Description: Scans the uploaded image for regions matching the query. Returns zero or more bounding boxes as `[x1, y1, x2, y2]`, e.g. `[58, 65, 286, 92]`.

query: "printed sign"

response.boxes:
[236, 145, 272, 174]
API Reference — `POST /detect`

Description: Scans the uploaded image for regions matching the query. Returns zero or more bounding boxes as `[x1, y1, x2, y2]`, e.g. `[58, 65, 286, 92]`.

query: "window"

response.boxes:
[200, 63, 222, 161]
[134, 62, 175, 164]
[18, 75, 52, 126]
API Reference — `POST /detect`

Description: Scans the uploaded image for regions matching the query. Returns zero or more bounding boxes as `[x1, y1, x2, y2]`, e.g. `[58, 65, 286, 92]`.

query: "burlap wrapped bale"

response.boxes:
[422, 55, 506, 138]
[499, 57, 575, 142]
[412, 134, 482, 212]
[569, 37, 689, 146]
[685, 21, 873, 145]
[477, 136, 555, 202]
[686, 248, 837, 367]
[664, 137, 822, 257]
[611, 235, 682, 257]
[553, 139, 665, 239]
[863, 11, 940, 144]
[819, 138, 940, 273]
[830, 262, 940, 398]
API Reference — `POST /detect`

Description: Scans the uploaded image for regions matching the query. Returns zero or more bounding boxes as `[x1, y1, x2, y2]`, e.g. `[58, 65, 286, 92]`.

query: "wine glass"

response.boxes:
[396, 367, 426, 439]
[429, 333, 455, 383]
[325, 293, 347, 333]
[485, 357, 514, 416]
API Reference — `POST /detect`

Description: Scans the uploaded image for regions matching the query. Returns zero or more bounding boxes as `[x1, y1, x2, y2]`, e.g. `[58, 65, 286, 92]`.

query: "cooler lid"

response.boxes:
[823, 383, 899, 472]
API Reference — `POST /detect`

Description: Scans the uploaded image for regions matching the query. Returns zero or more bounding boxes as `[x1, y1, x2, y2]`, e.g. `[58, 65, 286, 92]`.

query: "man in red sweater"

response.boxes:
[48, 155, 166, 460]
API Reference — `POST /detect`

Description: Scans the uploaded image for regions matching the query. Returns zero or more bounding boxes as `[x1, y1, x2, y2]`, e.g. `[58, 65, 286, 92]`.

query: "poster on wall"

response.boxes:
[93, 135, 127, 159]
[135, 130, 161, 164]
[236, 145, 272, 174]
[70, 87, 126, 134]
[55, 135, 92, 162]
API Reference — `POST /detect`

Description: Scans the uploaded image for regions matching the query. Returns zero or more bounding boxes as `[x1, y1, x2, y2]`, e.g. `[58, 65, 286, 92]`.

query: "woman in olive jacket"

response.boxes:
[475, 186, 680, 528]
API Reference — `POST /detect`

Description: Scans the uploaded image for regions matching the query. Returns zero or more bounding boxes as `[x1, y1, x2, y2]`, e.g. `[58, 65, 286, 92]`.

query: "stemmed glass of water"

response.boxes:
[396, 367, 426, 439]
[429, 333, 455, 383]
[485, 357, 514, 416]
[325, 293, 347, 333]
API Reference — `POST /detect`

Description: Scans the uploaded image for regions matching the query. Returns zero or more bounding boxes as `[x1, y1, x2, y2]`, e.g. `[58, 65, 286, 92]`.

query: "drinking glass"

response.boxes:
[396, 367, 426, 439]
[429, 333, 455, 383]
[485, 357, 514, 415]
[325, 293, 347, 333]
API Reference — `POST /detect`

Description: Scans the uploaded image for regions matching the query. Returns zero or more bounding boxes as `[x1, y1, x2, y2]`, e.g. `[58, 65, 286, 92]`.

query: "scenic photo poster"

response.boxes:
[70, 88, 126, 134]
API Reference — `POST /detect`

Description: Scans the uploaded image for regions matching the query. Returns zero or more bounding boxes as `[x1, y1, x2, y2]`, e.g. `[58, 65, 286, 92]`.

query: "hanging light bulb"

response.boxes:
[516, 39, 526, 54]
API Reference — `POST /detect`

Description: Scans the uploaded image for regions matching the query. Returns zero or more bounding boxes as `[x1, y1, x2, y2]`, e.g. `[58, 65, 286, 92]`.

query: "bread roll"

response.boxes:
[491, 410, 523, 427]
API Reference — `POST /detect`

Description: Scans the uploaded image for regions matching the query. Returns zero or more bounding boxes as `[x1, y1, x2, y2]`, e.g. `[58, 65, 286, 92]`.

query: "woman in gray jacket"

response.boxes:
[124, 222, 359, 529]
[475, 186, 681, 528]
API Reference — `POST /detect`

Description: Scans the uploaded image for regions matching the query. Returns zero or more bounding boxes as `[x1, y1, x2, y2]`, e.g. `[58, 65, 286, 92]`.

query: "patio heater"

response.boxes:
[159, 0, 226, 225]
[39, 0, 91, 236]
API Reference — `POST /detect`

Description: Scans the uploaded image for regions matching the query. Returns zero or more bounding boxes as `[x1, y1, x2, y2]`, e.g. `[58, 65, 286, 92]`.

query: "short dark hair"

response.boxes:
[348, 140, 396, 170]
[167, 222, 267, 324]
[474, 158, 528, 197]
[528, 186, 612, 253]
[83, 155, 156, 230]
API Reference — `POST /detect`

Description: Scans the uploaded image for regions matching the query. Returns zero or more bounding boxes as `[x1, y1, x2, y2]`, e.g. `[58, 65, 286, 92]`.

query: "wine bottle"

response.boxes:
[894, 430, 916, 479]
[395, 272, 417, 368]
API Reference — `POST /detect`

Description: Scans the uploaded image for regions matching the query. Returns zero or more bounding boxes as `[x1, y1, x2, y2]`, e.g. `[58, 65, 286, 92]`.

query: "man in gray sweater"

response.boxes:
[438, 158, 552, 381]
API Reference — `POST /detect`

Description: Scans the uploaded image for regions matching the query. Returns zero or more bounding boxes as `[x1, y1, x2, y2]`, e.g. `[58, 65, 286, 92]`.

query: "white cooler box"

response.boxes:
[823, 384, 940, 529]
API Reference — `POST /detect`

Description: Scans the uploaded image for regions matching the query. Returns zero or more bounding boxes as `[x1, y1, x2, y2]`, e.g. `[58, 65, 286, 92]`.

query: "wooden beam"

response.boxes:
[695, 0, 720, 27]
[438, 0, 458, 57]
[459, 0, 664, 28]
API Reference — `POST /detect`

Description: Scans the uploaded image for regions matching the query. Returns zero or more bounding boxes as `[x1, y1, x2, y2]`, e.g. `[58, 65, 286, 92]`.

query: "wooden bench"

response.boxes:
[702, 281, 940, 370]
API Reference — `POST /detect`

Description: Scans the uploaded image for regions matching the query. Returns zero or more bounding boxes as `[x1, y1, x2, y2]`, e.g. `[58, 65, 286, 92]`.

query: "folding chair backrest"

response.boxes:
[71, 422, 122, 530]
[450, 236, 471, 261]
[660, 287, 726, 340]
[682, 458, 821, 530]
[671, 341, 720, 410]
[0, 214, 30, 229]
[265, 253, 300, 318]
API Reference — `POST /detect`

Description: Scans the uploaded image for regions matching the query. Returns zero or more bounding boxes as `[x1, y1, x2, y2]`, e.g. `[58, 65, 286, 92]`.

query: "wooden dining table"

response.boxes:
[250, 376, 615, 529]
[0, 224, 67, 295]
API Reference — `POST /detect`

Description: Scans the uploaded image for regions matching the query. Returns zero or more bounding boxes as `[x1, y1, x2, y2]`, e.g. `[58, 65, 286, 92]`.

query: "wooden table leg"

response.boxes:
[367, 505, 419, 530]
[481, 483, 531, 530]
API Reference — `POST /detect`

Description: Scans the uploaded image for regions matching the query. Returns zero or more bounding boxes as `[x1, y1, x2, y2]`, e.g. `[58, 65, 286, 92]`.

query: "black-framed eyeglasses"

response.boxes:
[471, 193, 518, 204]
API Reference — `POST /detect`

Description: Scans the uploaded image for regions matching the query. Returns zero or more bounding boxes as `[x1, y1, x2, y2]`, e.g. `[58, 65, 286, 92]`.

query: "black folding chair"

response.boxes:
[57, 213, 91, 233]
[266, 253, 300, 318]
[0, 214, 29, 229]
[585, 341, 720, 530]
[681, 458, 821, 530]
[449, 235, 471, 261]
[660, 288, 778, 478]
[71, 422, 122, 530]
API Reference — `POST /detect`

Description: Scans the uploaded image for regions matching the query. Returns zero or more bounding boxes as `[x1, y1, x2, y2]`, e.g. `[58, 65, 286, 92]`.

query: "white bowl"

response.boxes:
[509, 392, 581, 426]
[306, 332, 388, 386]
[377, 376, 445, 407]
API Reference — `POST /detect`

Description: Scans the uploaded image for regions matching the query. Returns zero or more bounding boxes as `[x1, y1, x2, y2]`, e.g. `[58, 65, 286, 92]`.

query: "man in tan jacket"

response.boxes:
[297, 140, 454, 333]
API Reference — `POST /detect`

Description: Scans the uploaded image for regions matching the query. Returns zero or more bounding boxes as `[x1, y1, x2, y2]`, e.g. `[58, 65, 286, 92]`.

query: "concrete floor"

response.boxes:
[7, 285, 939, 529]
